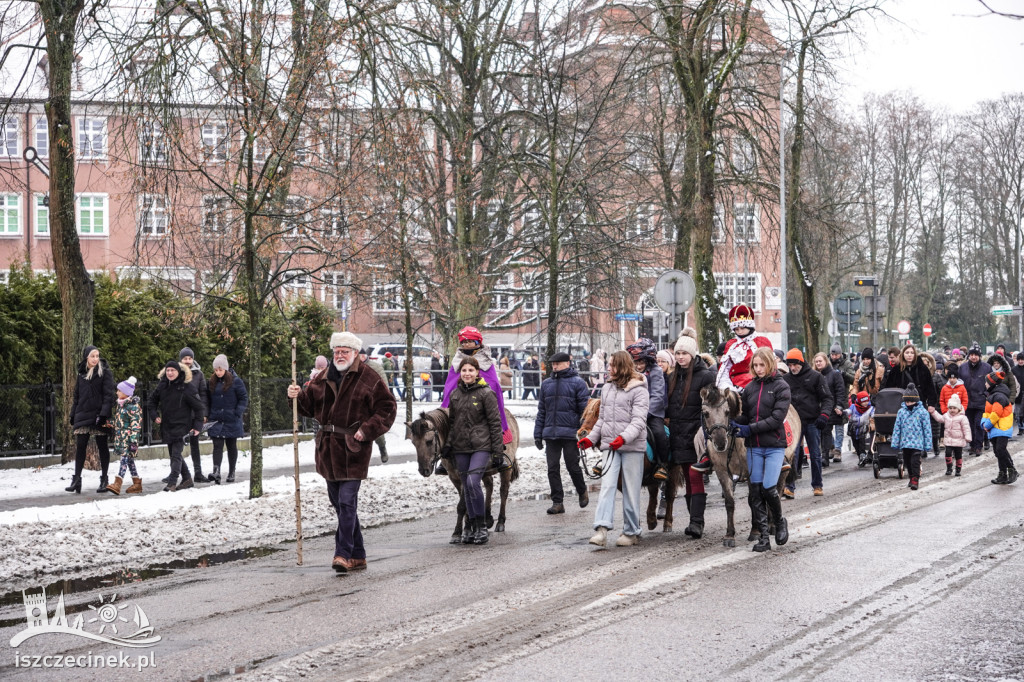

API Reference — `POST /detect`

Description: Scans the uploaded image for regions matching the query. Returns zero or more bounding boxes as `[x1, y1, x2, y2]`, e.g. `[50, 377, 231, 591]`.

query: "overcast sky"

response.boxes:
[781, 0, 1024, 112]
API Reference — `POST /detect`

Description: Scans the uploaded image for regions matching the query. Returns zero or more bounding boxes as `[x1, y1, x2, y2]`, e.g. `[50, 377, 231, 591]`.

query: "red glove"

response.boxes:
[609, 435, 625, 450]
[577, 437, 594, 450]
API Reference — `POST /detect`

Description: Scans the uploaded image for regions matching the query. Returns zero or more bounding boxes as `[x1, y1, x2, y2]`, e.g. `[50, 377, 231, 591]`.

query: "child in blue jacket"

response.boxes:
[891, 383, 931, 491]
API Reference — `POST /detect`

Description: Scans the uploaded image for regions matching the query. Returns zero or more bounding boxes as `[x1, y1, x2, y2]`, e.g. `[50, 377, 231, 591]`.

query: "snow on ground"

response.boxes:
[0, 403, 555, 592]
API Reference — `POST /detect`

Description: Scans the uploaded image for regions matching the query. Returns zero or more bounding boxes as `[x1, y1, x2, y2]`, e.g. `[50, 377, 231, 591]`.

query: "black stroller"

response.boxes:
[869, 388, 906, 479]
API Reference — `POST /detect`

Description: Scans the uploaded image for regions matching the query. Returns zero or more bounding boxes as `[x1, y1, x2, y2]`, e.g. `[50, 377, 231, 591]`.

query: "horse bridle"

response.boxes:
[701, 400, 736, 473]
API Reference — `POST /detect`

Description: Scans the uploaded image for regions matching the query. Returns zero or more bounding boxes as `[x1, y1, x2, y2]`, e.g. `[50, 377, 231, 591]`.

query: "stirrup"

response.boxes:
[653, 466, 668, 481]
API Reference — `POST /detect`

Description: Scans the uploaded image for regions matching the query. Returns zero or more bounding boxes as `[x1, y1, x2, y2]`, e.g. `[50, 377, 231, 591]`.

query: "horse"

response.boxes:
[697, 384, 802, 547]
[407, 408, 521, 543]
[577, 398, 682, 532]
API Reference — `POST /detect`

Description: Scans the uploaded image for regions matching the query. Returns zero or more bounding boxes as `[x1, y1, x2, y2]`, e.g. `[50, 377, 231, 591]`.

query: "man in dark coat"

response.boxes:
[431, 351, 446, 400]
[960, 344, 992, 455]
[522, 355, 541, 399]
[535, 352, 592, 514]
[817, 357, 847, 464]
[149, 360, 205, 491]
[289, 331, 397, 573]
[178, 347, 210, 482]
[829, 342, 855, 459]
[783, 349, 833, 498]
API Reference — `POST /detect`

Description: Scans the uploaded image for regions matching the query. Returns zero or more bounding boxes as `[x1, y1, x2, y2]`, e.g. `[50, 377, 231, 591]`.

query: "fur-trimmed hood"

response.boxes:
[450, 344, 495, 372]
[157, 364, 194, 384]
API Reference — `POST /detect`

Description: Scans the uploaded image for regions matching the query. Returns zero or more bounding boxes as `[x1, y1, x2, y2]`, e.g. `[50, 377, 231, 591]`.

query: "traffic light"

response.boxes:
[854, 277, 877, 287]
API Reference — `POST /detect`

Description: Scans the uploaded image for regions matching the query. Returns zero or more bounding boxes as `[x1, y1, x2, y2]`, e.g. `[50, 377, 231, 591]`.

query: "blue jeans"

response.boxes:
[454, 451, 490, 519]
[327, 480, 364, 560]
[592, 450, 644, 536]
[747, 447, 785, 487]
[787, 422, 822, 489]
[833, 423, 845, 451]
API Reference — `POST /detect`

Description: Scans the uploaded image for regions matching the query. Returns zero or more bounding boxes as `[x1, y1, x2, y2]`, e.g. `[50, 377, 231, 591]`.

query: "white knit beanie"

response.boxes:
[674, 327, 699, 358]
[947, 393, 962, 411]
[329, 331, 363, 351]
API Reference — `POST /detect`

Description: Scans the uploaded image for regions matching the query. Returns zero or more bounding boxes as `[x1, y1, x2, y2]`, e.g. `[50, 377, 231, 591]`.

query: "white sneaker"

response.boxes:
[589, 527, 608, 546]
[615, 533, 639, 547]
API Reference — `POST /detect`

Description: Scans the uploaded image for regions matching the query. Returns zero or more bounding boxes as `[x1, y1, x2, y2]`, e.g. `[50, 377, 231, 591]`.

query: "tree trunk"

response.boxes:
[247, 304, 264, 499]
[691, 116, 726, 349]
[39, 0, 93, 464]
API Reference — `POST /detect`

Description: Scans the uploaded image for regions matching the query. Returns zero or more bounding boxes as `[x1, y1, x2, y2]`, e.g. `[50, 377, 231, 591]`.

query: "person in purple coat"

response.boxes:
[438, 327, 511, 475]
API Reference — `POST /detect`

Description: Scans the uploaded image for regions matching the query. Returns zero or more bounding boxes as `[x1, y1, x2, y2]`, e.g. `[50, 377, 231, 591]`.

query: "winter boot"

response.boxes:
[125, 477, 143, 494]
[461, 518, 474, 544]
[1007, 467, 1019, 485]
[832, 448, 842, 463]
[96, 476, 109, 494]
[955, 462, 962, 476]
[377, 437, 389, 464]
[106, 476, 123, 495]
[589, 526, 608, 547]
[546, 502, 565, 514]
[909, 477, 919, 491]
[684, 493, 707, 539]
[209, 467, 221, 484]
[749, 484, 771, 552]
[691, 454, 712, 474]
[762, 486, 788, 546]
[226, 469, 236, 483]
[471, 517, 489, 545]
[177, 475, 195, 490]
[615, 533, 639, 546]
[946, 459, 954, 475]
[992, 470, 1008, 485]
[65, 475, 82, 494]
[857, 451, 868, 468]
[578, 490, 589, 508]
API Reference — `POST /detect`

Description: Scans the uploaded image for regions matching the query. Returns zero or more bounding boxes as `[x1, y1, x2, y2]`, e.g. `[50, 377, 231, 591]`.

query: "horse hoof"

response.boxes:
[663, 523, 672, 532]
[648, 520, 657, 530]
[486, 516, 495, 529]
[450, 534, 462, 544]
[747, 532, 757, 542]
[495, 522, 505, 532]
[723, 538, 736, 548]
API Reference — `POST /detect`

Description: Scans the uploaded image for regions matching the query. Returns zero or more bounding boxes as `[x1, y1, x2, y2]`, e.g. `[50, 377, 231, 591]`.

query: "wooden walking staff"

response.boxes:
[291, 337, 304, 565]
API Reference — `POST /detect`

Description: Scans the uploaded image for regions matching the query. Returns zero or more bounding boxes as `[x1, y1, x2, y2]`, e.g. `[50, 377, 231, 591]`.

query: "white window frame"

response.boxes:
[489, 273, 513, 312]
[202, 195, 231, 235]
[34, 194, 49, 236]
[283, 196, 307, 237]
[294, 125, 310, 164]
[322, 271, 349, 311]
[138, 120, 168, 164]
[138, 194, 170, 236]
[0, 194, 22, 235]
[733, 202, 760, 243]
[320, 204, 347, 239]
[1, 117, 18, 158]
[77, 117, 106, 160]
[522, 272, 548, 313]
[201, 121, 229, 162]
[631, 204, 655, 238]
[712, 204, 725, 243]
[34, 116, 49, 158]
[76, 193, 109, 237]
[281, 270, 313, 297]
[732, 137, 756, 174]
[715, 272, 761, 312]
[372, 275, 402, 313]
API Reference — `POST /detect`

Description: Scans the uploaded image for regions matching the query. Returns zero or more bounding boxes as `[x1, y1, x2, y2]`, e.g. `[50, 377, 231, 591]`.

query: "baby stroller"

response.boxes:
[869, 388, 905, 479]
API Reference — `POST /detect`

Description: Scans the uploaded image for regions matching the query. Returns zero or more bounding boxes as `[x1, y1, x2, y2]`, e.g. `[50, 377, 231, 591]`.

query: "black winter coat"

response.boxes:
[206, 370, 249, 439]
[783, 362, 833, 423]
[70, 346, 116, 429]
[819, 364, 847, 425]
[1012, 364, 1024, 405]
[447, 379, 503, 456]
[884, 359, 938, 408]
[523, 360, 540, 387]
[665, 357, 715, 464]
[188, 364, 210, 418]
[430, 357, 446, 387]
[737, 372, 792, 449]
[149, 366, 205, 442]
[535, 367, 591, 441]
[959, 359, 992, 409]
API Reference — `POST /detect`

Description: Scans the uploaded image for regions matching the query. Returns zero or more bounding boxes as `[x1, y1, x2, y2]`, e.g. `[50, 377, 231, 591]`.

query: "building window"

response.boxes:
[35, 194, 49, 235]
[283, 196, 306, 237]
[322, 271, 348, 310]
[522, 272, 548, 312]
[732, 137, 756, 174]
[76, 194, 108, 236]
[373, 275, 402, 312]
[712, 204, 725, 243]
[139, 194, 169, 235]
[34, 117, 48, 158]
[201, 122, 229, 162]
[0, 194, 20, 235]
[1, 117, 18, 158]
[733, 202, 760, 242]
[715, 272, 760, 312]
[202, 195, 230, 234]
[282, 270, 312, 297]
[631, 204, 655, 238]
[294, 125, 309, 164]
[77, 117, 106, 160]
[490, 273, 512, 312]
[139, 121, 168, 164]
[321, 205, 347, 238]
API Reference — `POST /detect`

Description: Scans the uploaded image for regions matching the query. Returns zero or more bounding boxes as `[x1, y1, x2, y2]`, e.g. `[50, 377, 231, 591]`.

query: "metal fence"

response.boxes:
[0, 378, 305, 458]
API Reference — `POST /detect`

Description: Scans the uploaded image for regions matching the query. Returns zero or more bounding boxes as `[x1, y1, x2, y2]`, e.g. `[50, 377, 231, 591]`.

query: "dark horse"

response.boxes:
[407, 408, 521, 543]
[577, 398, 682, 532]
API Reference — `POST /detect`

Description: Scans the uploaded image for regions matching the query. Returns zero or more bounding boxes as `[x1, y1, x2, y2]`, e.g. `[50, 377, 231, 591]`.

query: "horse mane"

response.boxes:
[412, 408, 450, 441]
[726, 390, 741, 418]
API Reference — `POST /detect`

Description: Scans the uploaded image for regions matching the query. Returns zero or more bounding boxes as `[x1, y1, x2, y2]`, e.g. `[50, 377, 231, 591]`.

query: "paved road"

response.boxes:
[2, 446, 1022, 681]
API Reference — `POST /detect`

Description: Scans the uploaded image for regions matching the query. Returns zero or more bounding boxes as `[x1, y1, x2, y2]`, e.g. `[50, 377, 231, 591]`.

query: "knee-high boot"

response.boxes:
[684, 493, 707, 538]
[750, 484, 771, 552]
[762, 485, 788, 546]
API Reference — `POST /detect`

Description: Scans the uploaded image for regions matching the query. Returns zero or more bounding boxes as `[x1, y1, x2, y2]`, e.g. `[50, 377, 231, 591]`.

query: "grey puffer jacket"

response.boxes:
[590, 377, 650, 453]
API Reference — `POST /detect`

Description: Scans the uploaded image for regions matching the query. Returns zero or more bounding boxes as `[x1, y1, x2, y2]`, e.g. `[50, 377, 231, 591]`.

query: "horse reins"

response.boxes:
[701, 400, 736, 473]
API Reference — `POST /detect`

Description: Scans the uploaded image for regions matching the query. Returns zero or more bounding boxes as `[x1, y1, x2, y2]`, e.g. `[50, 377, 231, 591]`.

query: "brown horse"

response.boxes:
[697, 385, 801, 547]
[577, 398, 682, 532]
[407, 408, 520, 543]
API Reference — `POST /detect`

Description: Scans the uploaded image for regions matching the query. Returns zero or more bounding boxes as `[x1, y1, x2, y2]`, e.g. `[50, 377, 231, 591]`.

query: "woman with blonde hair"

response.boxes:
[577, 350, 650, 547]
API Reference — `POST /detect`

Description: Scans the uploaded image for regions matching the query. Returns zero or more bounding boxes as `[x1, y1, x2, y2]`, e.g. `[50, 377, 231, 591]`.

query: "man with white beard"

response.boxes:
[288, 332, 397, 572]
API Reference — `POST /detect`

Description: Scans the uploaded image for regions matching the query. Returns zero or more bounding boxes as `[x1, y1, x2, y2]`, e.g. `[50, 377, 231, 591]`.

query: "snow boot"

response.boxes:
[461, 518, 474, 544]
[909, 477, 919, 491]
[96, 476, 109, 493]
[992, 470, 1008, 485]
[125, 477, 143, 494]
[209, 467, 221, 484]
[377, 437, 389, 464]
[65, 475, 82, 494]
[589, 527, 608, 547]
[161, 475, 172, 484]
[471, 517, 489, 545]
[955, 465, 962, 477]
[749, 484, 771, 552]
[106, 476, 123, 495]
[546, 502, 565, 514]
[946, 459, 954, 476]
[762, 485, 788, 546]
[226, 470, 236, 483]
[615, 533, 639, 546]
[578, 490, 589, 508]
[1007, 467, 1019, 485]
[684, 493, 707, 539]
[177, 475, 195, 490]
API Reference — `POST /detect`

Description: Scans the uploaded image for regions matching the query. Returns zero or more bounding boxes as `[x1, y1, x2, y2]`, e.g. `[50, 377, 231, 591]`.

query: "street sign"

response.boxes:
[899, 334, 910, 341]
[897, 320, 911, 335]
[991, 305, 1022, 317]
[853, 276, 878, 287]
[865, 295, 887, 317]
[652, 270, 696, 315]
[615, 313, 640, 321]
[923, 323, 932, 337]
[834, 291, 863, 320]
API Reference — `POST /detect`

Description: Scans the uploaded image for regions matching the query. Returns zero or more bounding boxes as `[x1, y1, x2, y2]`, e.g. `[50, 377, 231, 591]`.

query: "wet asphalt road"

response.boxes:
[1, 445, 1023, 682]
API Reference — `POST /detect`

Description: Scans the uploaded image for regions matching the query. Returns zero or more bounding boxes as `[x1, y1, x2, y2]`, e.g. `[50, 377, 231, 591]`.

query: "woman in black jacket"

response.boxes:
[666, 328, 715, 538]
[731, 347, 791, 553]
[447, 355, 503, 545]
[884, 344, 938, 408]
[814, 352, 847, 465]
[66, 345, 117, 494]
